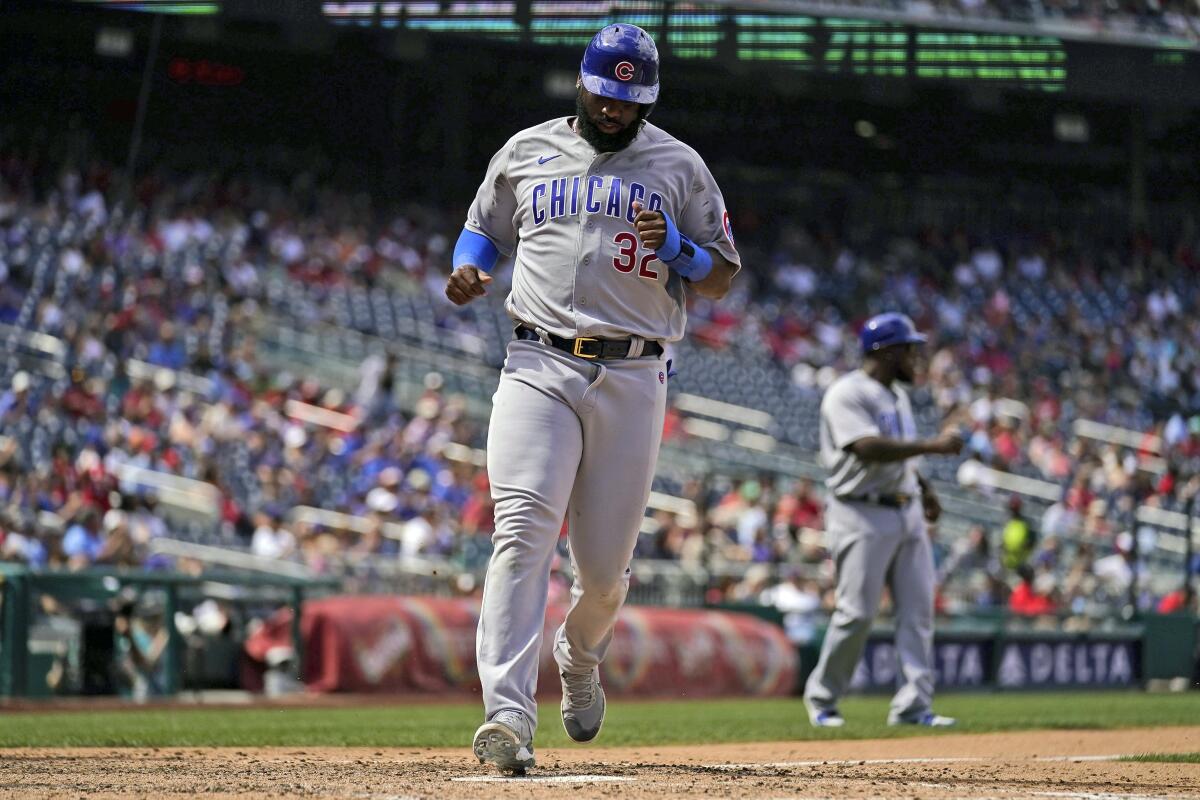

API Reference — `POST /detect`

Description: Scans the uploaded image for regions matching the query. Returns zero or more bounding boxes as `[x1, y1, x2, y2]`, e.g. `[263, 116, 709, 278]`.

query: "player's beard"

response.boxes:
[895, 353, 917, 384]
[575, 92, 643, 153]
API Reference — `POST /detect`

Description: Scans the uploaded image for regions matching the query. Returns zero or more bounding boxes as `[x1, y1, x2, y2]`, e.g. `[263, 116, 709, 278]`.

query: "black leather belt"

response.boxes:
[515, 325, 663, 360]
[838, 492, 913, 509]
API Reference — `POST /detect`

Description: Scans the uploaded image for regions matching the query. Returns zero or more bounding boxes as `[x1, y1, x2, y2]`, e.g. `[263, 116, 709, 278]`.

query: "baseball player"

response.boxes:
[803, 313, 963, 728]
[445, 23, 740, 773]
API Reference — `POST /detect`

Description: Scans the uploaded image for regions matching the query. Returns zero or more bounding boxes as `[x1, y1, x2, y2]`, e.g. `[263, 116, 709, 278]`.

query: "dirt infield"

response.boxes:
[2, 727, 1198, 799]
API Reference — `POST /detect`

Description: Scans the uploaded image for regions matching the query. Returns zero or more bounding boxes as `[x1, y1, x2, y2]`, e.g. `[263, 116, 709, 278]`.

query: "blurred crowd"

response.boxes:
[678, 210, 1200, 620]
[0, 138, 1197, 623]
[683, 212, 1200, 606]
[637, 469, 1196, 636]
[0, 150, 495, 581]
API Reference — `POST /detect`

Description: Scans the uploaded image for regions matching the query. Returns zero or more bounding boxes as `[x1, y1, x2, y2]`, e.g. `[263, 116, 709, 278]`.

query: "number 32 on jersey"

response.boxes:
[612, 231, 659, 280]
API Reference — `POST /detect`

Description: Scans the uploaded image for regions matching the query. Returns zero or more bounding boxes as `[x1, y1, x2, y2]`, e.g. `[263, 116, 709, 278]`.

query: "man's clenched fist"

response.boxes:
[631, 200, 666, 251]
[445, 265, 493, 306]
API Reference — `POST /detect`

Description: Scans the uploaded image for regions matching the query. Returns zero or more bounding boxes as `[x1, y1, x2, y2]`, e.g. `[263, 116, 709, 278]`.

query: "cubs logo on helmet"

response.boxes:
[614, 61, 635, 81]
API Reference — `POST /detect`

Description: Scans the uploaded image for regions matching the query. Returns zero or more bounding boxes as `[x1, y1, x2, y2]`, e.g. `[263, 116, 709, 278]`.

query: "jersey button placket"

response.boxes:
[575, 162, 601, 325]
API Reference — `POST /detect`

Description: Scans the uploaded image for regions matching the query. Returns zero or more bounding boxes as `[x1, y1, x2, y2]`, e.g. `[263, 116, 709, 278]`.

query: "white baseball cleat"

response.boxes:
[473, 710, 535, 775]
[888, 711, 957, 727]
[804, 697, 846, 728]
[560, 668, 606, 743]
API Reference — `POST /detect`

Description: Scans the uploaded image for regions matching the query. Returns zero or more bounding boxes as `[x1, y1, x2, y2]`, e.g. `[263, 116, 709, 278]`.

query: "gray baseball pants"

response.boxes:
[476, 338, 666, 736]
[804, 496, 936, 721]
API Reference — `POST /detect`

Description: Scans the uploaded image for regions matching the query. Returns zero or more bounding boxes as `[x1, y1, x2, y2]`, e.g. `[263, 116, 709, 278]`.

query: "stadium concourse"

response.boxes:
[0, 139, 1197, 666]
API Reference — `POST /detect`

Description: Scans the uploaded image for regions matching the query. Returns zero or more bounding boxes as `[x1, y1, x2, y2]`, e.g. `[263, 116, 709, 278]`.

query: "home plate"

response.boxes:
[453, 774, 635, 783]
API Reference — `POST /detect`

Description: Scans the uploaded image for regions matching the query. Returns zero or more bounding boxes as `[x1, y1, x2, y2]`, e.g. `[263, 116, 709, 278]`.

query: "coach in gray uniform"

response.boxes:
[803, 313, 963, 728]
[445, 24, 740, 773]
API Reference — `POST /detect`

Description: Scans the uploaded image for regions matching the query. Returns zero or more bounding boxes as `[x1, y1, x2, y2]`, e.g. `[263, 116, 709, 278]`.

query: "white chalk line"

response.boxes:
[451, 774, 634, 784]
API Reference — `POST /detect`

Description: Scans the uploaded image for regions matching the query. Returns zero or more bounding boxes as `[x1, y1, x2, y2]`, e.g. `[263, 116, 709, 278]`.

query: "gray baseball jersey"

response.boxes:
[465, 117, 740, 342]
[820, 369, 920, 497]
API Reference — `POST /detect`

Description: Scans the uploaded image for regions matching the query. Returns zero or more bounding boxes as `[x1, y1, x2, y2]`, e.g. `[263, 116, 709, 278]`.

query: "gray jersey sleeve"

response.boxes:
[465, 139, 519, 256]
[824, 380, 881, 450]
[676, 150, 740, 268]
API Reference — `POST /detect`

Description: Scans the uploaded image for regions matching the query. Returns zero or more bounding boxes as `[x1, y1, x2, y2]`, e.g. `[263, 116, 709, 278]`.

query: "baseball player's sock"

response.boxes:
[472, 709, 536, 774]
[560, 668, 606, 742]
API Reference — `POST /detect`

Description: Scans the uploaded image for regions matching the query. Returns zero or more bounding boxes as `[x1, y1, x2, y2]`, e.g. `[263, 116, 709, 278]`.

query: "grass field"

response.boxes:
[1, 691, 1197, 748]
[1123, 753, 1200, 763]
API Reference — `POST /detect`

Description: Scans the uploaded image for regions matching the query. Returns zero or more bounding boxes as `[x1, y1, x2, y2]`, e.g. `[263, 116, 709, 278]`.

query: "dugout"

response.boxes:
[0, 564, 336, 699]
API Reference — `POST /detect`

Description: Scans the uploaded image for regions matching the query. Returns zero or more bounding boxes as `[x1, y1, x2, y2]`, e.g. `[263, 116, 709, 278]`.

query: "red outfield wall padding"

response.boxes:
[243, 596, 796, 697]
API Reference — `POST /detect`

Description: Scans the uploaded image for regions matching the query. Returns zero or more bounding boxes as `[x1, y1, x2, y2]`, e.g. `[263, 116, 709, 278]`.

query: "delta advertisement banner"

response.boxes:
[244, 596, 797, 697]
[847, 636, 1139, 691]
[994, 638, 1139, 688]
[849, 639, 994, 691]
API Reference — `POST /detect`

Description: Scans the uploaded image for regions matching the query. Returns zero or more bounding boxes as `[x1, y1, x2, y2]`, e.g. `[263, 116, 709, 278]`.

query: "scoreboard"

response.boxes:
[319, 1, 1199, 99]
[65, 0, 1200, 101]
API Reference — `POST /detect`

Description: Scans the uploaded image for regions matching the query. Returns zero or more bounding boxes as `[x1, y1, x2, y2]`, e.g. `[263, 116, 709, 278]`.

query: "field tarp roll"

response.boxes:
[242, 595, 797, 697]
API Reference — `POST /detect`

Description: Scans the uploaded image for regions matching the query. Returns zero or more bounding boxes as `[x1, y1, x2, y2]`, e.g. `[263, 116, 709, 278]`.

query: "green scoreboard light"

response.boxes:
[734, 13, 819, 67]
[911, 31, 1066, 90]
[822, 17, 914, 79]
[528, 1, 664, 48]
[667, 8, 724, 60]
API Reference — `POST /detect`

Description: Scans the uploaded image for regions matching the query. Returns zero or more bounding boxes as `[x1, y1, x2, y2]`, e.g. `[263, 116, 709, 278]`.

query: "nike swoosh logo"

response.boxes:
[537, 154, 562, 165]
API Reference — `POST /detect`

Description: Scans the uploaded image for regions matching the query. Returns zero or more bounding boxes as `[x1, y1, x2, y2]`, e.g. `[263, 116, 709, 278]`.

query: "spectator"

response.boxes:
[773, 477, 823, 537]
[62, 510, 104, 569]
[1093, 532, 1137, 594]
[1009, 564, 1057, 616]
[112, 600, 169, 702]
[1001, 495, 1035, 571]
[1156, 586, 1194, 614]
[250, 510, 296, 560]
[760, 567, 822, 644]
[939, 524, 995, 581]
[96, 510, 139, 568]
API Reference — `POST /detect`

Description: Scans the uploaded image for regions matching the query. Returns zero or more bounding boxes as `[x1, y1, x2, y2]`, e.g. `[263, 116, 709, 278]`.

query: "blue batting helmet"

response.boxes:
[860, 312, 928, 354]
[580, 23, 660, 104]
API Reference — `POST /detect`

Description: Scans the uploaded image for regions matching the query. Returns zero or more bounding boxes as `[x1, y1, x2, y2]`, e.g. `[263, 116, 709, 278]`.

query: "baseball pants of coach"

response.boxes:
[477, 338, 667, 735]
[804, 496, 936, 720]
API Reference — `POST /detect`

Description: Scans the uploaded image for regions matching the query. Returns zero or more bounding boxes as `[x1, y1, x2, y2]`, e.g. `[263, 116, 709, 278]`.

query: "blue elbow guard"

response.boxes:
[453, 228, 500, 273]
[656, 212, 713, 282]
